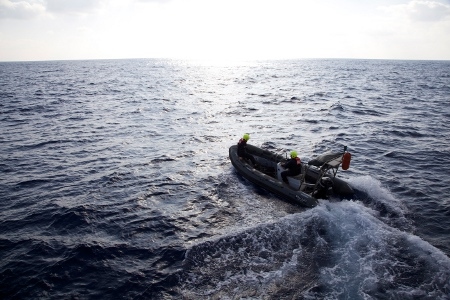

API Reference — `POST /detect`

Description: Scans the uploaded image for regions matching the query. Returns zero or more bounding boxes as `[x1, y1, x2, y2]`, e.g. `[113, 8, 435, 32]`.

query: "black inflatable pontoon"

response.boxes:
[229, 144, 354, 208]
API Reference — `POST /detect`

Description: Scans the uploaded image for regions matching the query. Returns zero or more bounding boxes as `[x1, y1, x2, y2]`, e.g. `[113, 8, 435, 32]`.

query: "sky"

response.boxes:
[1, 0, 450, 62]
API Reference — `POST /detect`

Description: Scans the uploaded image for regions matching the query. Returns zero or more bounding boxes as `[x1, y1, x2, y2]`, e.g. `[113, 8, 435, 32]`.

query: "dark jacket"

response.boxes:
[237, 138, 247, 156]
[283, 157, 301, 175]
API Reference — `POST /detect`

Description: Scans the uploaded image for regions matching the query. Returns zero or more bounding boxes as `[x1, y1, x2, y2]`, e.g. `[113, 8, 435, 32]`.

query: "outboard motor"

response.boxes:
[313, 177, 333, 199]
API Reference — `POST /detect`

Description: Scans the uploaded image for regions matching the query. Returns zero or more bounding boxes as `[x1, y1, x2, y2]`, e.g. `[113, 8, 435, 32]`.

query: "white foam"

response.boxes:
[349, 175, 399, 203]
[309, 201, 450, 299]
[180, 200, 450, 298]
[348, 175, 412, 230]
[182, 169, 450, 298]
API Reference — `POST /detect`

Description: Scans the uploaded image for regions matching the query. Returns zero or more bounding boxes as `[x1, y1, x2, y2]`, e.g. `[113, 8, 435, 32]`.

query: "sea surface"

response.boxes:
[1, 58, 450, 299]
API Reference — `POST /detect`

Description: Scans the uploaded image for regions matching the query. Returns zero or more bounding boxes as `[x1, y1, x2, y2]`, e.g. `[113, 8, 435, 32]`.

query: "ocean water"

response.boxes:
[1, 58, 449, 299]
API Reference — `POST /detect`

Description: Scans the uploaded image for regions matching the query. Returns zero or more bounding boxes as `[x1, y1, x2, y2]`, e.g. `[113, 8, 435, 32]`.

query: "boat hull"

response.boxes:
[229, 145, 319, 207]
[229, 144, 354, 208]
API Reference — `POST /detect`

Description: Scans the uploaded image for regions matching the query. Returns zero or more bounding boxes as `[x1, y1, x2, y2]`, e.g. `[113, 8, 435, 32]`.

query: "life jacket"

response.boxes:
[237, 138, 247, 155]
[285, 157, 301, 174]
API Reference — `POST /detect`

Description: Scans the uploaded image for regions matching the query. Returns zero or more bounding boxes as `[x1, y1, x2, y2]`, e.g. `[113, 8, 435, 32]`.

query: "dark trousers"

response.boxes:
[281, 169, 300, 182]
[240, 152, 256, 165]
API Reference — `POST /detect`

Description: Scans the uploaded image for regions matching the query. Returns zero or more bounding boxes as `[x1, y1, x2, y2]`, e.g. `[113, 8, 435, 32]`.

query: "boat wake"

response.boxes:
[349, 175, 413, 231]
[177, 176, 450, 299]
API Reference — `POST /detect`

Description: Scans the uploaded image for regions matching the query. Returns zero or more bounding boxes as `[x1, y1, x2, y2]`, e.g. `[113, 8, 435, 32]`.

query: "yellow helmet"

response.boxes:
[290, 151, 298, 158]
[243, 133, 250, 141]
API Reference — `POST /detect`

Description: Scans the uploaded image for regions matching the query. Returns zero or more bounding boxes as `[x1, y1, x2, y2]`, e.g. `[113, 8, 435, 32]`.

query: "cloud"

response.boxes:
[135, 0, 173, 2]
[408, 0, 450, 21]
[385, 0, 450, 22]
[0, 0, 46, 19]
[45, 0, 102, 14]
[0, 0, 104, 19]
[372, 0, 450, 60]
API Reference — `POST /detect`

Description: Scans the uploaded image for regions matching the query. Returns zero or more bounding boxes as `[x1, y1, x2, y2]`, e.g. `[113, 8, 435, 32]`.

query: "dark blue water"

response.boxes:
[1, 59, 449, 299]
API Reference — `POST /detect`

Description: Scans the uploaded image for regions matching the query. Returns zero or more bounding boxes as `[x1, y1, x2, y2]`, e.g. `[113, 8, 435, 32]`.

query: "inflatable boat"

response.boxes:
[229, 144, 354, 208]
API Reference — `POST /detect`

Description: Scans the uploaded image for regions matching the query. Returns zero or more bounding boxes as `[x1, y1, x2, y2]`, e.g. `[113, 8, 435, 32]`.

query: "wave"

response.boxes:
[2, 58, 450, 299]
[349, 175, 412, 230]
[18, 139, 75, 150]
[178, 199, 450, 299]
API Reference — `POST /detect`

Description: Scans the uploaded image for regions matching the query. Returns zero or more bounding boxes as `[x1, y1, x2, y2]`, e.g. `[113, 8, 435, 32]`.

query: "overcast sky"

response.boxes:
[1, 0, 450, 62]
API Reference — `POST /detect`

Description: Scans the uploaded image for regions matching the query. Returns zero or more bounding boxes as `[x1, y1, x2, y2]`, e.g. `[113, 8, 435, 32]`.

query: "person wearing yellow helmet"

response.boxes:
[237, 133, 256, 166]
[281, 150, 301, 183]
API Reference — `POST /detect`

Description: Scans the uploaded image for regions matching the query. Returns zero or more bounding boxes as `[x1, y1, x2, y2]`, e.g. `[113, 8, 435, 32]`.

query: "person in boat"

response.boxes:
[281, 151, 301, 183]
[237, 133, 257, 166]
